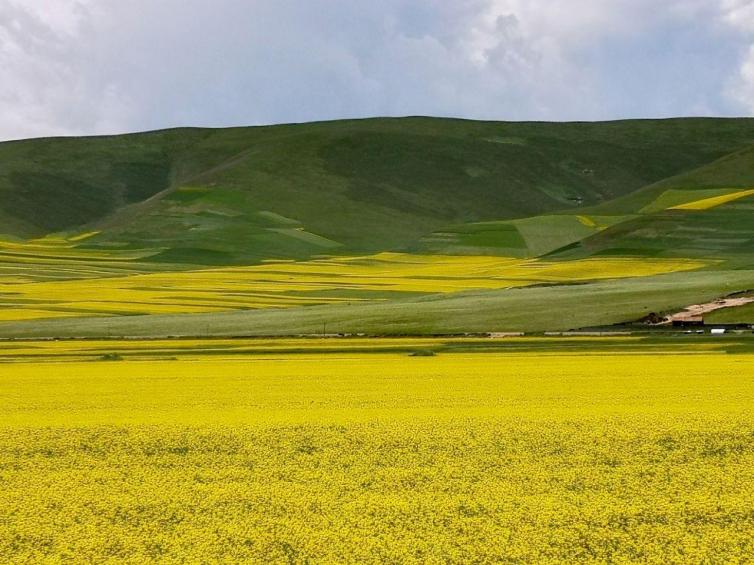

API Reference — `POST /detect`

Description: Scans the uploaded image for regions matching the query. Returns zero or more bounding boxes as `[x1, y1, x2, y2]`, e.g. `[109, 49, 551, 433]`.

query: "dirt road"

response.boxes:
[662, 296, 754, 324]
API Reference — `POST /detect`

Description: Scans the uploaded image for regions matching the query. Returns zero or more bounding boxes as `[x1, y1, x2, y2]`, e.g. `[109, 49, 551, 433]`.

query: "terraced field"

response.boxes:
[0, 236, 175, 283]
[1, 341, 753, 562]
[0, 246, 708, 322]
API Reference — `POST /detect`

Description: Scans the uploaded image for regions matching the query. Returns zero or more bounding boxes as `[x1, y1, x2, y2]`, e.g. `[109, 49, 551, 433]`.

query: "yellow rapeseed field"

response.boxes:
[0, 236, 168, 284]
[670, 187, 754, 211]
[0, 250, 708, 321]
[1, 347, 753, 562]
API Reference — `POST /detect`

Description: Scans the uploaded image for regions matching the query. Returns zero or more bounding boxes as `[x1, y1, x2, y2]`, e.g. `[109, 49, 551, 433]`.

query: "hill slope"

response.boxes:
[3, 116, 754, 337]
[419, 138, 754, 262]
[2, 117, 754, 264]
[552, 144, 754, 265]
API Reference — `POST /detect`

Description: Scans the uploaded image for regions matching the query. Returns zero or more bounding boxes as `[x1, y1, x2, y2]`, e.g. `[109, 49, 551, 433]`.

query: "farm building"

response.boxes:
[672, 317, 704, 328]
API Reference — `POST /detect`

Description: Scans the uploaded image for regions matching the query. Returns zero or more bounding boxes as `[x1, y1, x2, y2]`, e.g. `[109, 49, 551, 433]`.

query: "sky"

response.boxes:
[0, 0, 753, 141]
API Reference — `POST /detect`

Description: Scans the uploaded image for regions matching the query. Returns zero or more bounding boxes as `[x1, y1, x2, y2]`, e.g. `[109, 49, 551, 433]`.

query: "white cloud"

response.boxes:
[720, 0, 754, 111]
[0, 0, 134, 139]
[0, 0, 751, 141]
[721, 0, 754, 31]
[728, 45, 754, 112]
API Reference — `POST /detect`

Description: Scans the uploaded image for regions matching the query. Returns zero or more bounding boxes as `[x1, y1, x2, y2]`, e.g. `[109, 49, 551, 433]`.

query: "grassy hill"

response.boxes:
[552, 147, 754, 265]
[2, 117, 754, 264]
[420, 137, 754, 262]
[2, 116, 754, 337]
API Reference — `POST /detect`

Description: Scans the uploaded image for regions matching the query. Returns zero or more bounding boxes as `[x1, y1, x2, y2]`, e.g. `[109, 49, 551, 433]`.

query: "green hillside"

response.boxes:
[552, 147, 754, 265]
[3, 116, 754, 337]
[420, 138, 754, 263]
[2, 117, 754, 264]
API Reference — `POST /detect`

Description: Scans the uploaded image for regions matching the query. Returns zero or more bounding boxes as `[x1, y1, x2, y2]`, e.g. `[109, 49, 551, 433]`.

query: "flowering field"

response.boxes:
[1, 346, 753, 562]
[670, 187, 754, 211]
[0, 244, 707, 321]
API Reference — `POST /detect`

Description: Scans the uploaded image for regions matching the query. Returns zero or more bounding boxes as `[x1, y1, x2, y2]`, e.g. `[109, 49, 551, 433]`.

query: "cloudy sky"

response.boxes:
[1, 0, 753, 141]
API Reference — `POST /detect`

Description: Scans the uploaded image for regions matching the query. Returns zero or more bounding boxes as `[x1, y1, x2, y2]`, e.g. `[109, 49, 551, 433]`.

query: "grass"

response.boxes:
[1, 345, 753, 561]
[419, 214, 632, 257]
[1, 268, 752, 338]
[705, 301, 754, 324]
[0, 235, 182, 284]
[2, 117, 754, 263]
[549, 150, 754, 263]
[414, 130, 754, 264]
[571, 199, 754, 263]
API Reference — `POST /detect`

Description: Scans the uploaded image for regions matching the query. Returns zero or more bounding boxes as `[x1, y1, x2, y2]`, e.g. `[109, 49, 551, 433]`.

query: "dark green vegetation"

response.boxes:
[421, 139, 754, 261]
[2, 117, 753, 261]
[557, 146, 754, 265]
[2, 116, 754, 337]
[3, 334, 754, 364]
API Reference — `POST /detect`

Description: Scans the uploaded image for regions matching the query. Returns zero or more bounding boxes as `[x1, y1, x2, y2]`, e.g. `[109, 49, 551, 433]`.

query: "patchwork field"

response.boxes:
[0, 244, 709, 322]
[669, 188, 754, 211]
[1, 340, 753, 562]
[1, 117, 754, 338]
[0, 236, 179, 283]
[420, 213, 634, 257]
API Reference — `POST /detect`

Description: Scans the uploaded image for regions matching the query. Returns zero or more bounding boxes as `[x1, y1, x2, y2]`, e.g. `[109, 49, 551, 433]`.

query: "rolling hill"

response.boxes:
[2, 117, 754, 262]
[2, 116, 754, 337]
